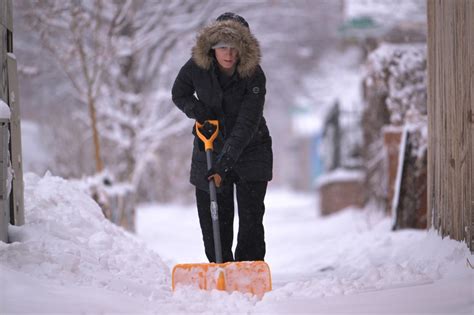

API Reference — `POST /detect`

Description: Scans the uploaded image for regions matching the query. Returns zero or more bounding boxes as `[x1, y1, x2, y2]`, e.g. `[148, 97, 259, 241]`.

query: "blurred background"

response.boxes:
[12, 0, 428, 231]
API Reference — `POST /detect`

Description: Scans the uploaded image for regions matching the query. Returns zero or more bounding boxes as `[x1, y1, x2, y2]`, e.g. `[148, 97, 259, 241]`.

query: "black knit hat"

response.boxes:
[216, 12, 249, 28]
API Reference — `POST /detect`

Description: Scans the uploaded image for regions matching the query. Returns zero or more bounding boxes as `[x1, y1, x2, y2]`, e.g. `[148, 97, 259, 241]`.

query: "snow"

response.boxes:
[0, 99, 10, 120]
[1, 173, 473, 314]
[1, 173, 170, 312]
[6, 52, 16, 61]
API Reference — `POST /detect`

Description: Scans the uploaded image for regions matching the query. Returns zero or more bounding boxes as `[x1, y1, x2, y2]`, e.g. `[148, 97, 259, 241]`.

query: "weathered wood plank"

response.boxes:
[427, 0, 473, 250]
[7, 53, 24, 226]
[468, 0, 474, 250]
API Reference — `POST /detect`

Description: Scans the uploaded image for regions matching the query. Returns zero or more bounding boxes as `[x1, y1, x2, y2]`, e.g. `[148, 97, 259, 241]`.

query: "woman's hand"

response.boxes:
[194, 105, 215, 124]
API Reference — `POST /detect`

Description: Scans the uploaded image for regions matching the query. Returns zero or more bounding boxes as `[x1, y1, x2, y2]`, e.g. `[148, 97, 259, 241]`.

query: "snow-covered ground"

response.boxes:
[1, 173, 473, 314]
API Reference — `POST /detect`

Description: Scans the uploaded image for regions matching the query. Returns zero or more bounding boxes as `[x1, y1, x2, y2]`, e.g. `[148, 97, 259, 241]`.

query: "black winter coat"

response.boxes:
[172, 58, 273, 191]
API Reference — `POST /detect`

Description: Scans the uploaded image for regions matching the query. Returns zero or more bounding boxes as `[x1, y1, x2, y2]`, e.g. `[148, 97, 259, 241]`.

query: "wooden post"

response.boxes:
[1, 0, 24, 242]
[0, 119, 10, 242]
[7, 53, 25, 226]
[427, 0, 474, 251]
[469, 0, 474, 252]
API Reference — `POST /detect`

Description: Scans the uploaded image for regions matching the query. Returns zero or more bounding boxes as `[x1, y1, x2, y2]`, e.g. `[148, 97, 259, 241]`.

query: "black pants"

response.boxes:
[195, 180, 267, 263]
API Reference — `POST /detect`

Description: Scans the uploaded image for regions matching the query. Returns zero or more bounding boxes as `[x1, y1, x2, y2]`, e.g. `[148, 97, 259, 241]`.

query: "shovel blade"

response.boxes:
[172, 261, 272, 297]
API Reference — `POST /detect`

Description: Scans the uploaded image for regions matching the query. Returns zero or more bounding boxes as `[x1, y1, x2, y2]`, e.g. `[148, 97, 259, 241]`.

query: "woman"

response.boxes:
[172, 12, 272, 263]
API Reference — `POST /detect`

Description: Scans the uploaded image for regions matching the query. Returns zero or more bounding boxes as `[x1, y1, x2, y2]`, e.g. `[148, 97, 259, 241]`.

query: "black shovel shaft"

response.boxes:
[206, 149, 223, 263]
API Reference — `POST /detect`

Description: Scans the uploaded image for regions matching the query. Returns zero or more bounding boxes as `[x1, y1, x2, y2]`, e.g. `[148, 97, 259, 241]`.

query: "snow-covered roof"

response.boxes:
[315, 168, 365, 187]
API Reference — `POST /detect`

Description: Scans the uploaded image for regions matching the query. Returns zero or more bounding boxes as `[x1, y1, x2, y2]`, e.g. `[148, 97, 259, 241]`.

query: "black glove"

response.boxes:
[193, 104, 215, 124]
[206, 153, 235, 184]
[199, 121, 217, 140]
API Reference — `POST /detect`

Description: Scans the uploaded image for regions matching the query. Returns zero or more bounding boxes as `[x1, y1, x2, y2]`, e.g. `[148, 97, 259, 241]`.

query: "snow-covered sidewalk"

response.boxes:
[1, 173, 472, 314]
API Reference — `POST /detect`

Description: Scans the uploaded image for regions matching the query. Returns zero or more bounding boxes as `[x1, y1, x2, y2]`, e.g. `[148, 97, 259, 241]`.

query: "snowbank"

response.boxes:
[1, 173, 169, 312]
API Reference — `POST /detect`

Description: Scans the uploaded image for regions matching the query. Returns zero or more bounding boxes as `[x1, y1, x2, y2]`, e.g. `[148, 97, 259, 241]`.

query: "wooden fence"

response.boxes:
[427, 0, 474, 251]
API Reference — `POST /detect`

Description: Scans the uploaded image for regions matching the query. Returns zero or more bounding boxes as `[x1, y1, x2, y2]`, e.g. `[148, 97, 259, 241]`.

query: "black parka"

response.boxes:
[171, 20, 272, 191]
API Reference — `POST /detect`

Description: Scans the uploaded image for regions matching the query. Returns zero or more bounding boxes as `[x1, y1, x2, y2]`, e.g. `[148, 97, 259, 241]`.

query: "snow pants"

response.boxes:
[195, 180, 267, 263]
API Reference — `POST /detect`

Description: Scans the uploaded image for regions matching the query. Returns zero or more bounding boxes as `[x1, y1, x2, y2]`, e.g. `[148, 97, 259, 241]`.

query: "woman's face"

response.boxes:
[215, 47, 239, 71]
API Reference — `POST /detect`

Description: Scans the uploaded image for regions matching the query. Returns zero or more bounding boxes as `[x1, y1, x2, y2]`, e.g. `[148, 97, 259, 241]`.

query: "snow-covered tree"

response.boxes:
[23, 0, 120, 173]
[16, 0, 347, 201]
[20, 0, 222, 196]
[94, 0, 220, 190]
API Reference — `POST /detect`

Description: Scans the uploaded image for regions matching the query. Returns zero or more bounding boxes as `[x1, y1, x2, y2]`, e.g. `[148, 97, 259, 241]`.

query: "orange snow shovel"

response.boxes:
[172, 120, 272, 297]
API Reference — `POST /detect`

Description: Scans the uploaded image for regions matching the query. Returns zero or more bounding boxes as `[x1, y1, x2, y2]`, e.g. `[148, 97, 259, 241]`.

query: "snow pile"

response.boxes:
[252, 197, 471, 302]
[264, 222, 470, 300]
[1, 173, 169, 302]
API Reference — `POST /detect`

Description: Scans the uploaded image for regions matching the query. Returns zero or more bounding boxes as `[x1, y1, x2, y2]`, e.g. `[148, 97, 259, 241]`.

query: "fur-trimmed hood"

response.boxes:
[192, 20, 261, 78]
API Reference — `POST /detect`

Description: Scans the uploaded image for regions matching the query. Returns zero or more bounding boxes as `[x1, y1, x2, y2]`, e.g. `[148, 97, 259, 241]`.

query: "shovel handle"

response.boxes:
[195, 120, 219, 151]
[195, 120, 223, 263]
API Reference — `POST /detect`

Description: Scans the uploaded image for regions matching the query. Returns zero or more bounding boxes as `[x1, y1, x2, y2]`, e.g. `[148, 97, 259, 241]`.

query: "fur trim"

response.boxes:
[192, 20, 261, 78]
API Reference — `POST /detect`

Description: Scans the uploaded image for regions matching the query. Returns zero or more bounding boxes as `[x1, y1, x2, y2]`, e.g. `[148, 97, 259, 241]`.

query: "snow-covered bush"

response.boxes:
[365, 43, 426, 125]
[362, 43, 427, 215]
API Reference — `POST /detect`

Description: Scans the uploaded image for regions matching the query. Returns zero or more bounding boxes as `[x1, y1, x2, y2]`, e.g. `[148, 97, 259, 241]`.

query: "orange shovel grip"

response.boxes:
[195, 120, 219, 151]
